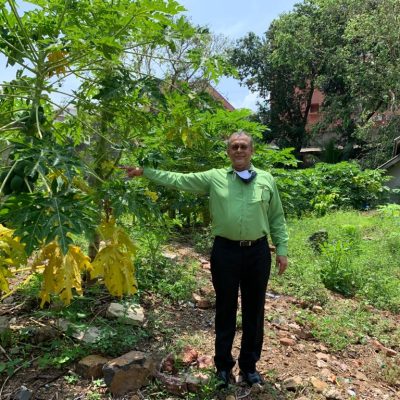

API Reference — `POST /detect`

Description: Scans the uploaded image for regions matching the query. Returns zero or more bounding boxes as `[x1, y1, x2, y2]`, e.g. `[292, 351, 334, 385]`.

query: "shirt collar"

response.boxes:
[227, 163, 255, 173]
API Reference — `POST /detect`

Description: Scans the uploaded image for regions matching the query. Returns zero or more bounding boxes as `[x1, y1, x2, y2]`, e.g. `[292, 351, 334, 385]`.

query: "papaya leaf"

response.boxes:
[0, 224, 26, 293]
[91, 220, 137, 297]
[33, 241, 91, 307]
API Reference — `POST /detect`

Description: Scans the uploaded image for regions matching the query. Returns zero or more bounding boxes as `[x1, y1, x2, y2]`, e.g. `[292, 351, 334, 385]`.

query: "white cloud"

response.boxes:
[234, 91, 260, 111]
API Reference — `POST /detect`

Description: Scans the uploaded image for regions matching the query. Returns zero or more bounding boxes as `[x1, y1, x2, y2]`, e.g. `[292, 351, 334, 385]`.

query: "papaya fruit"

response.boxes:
[10, 175, 26, 193]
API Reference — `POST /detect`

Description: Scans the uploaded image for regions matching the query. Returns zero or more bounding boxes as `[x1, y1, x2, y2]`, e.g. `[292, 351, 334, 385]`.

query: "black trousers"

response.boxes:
[210, 236, 271, 373]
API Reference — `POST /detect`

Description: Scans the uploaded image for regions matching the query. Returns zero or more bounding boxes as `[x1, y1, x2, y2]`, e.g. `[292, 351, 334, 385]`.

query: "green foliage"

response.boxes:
[284, 211, 400, 312]
[297, 301, 398, 351]
[319, 239, 361, 297]
[274, 161, 390, 217]
[232, 0, 400, 164]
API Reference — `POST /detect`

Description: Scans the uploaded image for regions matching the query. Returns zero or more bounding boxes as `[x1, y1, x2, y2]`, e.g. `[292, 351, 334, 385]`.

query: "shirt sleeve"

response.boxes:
[267, 176, 289, 256]
[143, 167, 212, 195]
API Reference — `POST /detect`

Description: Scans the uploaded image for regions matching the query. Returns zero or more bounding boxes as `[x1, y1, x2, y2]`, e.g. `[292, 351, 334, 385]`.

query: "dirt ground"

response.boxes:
[0, 244, 399, 400]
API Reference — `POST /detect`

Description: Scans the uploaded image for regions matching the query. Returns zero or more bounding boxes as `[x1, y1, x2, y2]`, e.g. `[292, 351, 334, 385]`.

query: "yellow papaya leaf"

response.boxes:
[0, 265, 12, 292]
[144, 189, 158, 202]
[33, 242, 91, 307]
[60, 245, 91, 305]
[0, 224, 27, 294]
[91, 245, 137, 297]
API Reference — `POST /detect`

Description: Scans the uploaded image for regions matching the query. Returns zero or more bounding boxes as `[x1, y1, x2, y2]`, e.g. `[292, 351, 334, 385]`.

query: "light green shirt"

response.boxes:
[144, 165, 288, 256]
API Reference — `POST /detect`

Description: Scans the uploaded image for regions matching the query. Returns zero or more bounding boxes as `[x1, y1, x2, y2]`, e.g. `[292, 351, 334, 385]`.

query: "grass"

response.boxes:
[270, 209, 400, 313]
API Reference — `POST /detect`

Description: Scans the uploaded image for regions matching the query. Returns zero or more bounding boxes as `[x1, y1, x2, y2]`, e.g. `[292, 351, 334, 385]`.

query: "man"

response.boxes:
[125, 131, 288, 388]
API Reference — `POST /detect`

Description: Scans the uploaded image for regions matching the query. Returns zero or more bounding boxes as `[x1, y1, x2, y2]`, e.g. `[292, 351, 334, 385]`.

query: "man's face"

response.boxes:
[227, 135, 253, 171]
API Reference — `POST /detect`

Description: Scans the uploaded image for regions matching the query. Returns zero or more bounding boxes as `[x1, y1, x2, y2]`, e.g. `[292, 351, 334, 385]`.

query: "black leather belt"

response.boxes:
[216, 236, 265, 247]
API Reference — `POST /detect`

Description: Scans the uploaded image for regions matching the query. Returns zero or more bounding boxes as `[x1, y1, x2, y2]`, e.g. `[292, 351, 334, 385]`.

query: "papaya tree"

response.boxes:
[0, 0, 264, 305]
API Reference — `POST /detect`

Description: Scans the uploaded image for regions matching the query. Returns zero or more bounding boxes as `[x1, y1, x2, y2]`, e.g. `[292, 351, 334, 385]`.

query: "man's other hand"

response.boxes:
[119, 166, 143, 178]
[276, 255, 288, 275]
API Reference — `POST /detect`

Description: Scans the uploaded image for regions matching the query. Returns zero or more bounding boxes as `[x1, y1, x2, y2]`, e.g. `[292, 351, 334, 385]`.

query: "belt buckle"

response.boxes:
[239, 240, 252, 247]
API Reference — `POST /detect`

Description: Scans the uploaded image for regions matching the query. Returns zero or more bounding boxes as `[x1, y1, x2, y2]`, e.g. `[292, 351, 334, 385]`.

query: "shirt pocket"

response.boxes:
[249, 184, 271, 204]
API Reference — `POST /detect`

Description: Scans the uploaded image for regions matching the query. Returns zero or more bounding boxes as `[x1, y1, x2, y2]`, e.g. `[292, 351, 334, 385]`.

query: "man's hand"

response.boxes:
[276, 255, 288, 275]
[119, 166, 143, 178]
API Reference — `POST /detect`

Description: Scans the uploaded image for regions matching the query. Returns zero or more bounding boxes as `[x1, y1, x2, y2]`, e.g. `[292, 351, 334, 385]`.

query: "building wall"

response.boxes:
[386, 163, 400, 190]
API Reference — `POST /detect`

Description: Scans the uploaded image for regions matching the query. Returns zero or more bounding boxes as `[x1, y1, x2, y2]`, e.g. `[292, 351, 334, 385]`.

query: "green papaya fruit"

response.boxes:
[10, 175, 26, 192]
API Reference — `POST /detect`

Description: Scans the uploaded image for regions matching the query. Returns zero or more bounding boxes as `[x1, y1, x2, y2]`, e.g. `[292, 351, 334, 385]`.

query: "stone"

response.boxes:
[185, 372, 209, 393]
[77, 355, 109, 379]
[316, 352, 330, 362]
[78, 327, 102, 344]
[30, 326, 59, 344]
[160, 354, 177, 374]
[14, 386, 33, 400]
[197, 355, 213, 369]
[347, 389, 356, 397]
[354, 371, 368, 381]
[324, 388, 343, 400]
[155, 371, 187, 396]
[385, 347, 397, 357]
[0, 316, 10, 334]
[180, 346, 199, 365]
[317, 359, 328, 368]
[192, 293, 214, 309]
[279, 337, 296, 346]
[162, 251, 178, 262]
[103, 351, 156, 396]
[225, 396, 236, 400]
[282, 376, 304, 391]
[310, 376, 328, 392]
[312, 305, 324, 313]
[106, 303, 145, 326]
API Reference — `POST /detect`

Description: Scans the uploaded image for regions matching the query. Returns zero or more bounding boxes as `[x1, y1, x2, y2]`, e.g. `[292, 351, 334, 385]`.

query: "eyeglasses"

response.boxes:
[230, 144, 249, 151]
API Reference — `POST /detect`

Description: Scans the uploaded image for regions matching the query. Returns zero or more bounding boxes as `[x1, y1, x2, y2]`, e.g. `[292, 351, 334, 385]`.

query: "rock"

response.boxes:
[14, 386, 33, 400]
[192, 293, 214, 309]
[317, 360, 328, 368]
[324, 388, 343, 399]
[385, 347, 397, 357]
[312, 305, 324, 313]
[197, 355, 213, 369]
[354, 371, 368, 381]
[79, 327, 102, 344]
[76, 355, 109, 379]
[180, 346, 199, 365]
[201, 262, 211, 270]
[162, 251, 178, 262]
[106, 303, 145, 326]
[185, 372, 209, 393]
[347, 389, 356, 397]
[279, 337, 296, 346]
[32, 326, 60, 344]
[160, 354, 177, 374]
[103, 351, 156, 396]
[56, 319, 101, 343]
[310, 376, 328, 392]
[155, 371, 187, 396]
[225, 395, 236, 400]
[0, 316, 10, 329]
[308, 230, 328, 253]
[282, 376, 304, 391]
[296, 344, 306, 352]
[316, 352, 330, 362]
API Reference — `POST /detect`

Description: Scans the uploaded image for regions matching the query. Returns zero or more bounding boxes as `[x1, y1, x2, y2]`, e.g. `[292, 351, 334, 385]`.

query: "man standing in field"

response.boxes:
[125, 131, 288, 388]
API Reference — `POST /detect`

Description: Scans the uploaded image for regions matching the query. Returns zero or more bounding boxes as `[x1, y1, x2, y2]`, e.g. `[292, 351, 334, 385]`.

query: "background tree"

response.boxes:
[231, 0, 400, 166]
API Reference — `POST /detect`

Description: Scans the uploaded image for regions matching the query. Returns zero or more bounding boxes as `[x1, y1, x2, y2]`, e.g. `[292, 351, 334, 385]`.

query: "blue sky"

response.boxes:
[179, 0, 299, 109]
[1, 0, 299, 111]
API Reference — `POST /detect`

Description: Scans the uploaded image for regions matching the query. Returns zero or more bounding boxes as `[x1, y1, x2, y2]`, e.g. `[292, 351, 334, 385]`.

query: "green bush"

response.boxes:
[274, 161, 391, 217]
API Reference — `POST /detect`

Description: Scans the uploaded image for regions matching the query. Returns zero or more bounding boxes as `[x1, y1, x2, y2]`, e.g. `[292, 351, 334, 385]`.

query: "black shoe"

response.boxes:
[215, 370, 232, 389]
[240, 370, 264, 386]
